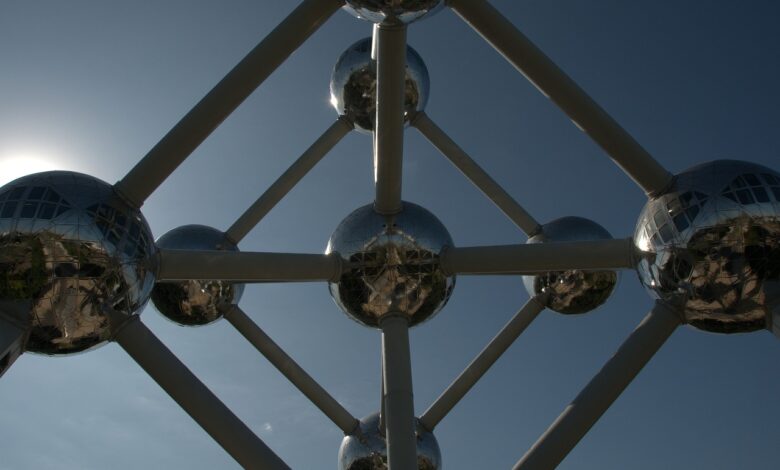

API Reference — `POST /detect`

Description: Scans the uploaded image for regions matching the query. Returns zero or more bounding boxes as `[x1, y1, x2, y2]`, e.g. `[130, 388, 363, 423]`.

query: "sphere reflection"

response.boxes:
[634, 160, 780, 333]
[151, 225, 243, 326]
[343, 0, 444, 24]
[0, 171, 156, 355]
[338, 412, 442, 470]
[523, 217, 618, 314]
[326, 202, 454, 328]
[330, 37, 429, 133]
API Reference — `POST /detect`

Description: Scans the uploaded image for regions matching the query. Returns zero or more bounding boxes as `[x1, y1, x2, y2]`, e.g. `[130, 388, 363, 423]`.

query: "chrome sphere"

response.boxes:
[343, 0, 444, 24]
[326, 202, 454, 328]
[330, 37, 429, 133]
[635, 160, 780, 333]
[523, 217, 618, 314]
[338, 412, 442, 470]
[151, 225, 243, 326]
[0, 171, 156, 355]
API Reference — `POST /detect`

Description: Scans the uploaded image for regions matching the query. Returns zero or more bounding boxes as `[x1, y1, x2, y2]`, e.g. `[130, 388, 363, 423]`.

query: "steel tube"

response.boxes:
[381, 315, 417, 468]
[448, 0, 673, 196]
[113, 316, 289, 470]
[156, 249, 341, 282]
[225, 117, 353, 243]
[373, 25, 408, 215]
[114, 0, 344, 207]
[514, 301, 681, 470]
[413, 112, 541, 235]
[379, 348, 386, 434]
[223, 306, 359, 435]
[442, 238, 635, 275]
[420, 297, 546, 430]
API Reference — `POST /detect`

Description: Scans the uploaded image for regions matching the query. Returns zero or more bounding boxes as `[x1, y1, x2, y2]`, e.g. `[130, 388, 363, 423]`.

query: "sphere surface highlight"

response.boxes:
[326, 202, 454, 328]
[330, 37, 429, 133]
[151, 225, 244, 326]
[523, 217, 618, 314]
[634, 160, 780, 333]
[343, 0, 444, 24]
[338, 412, 441, 470]
[0, 171, 156, 355]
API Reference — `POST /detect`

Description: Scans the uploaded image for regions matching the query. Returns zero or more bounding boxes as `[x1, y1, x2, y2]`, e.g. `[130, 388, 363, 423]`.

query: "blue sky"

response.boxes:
[1, 1, 779, 468]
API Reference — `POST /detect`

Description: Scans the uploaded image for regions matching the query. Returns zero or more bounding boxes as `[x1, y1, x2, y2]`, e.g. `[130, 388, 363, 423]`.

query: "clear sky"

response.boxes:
[1, 1, 779, 469]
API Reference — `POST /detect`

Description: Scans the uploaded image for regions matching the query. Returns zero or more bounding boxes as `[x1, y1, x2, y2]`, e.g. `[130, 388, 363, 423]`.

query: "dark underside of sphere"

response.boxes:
[326, 202, 454, 328]
[338, 413, 441, 470]
[151, 225, 244, 327]
[330, 37, 429, 133]
[343, 0, 444, 24]
[635, 160, 780, 333]
[523, 217, 617, 314]
[0, 171, 156, 355]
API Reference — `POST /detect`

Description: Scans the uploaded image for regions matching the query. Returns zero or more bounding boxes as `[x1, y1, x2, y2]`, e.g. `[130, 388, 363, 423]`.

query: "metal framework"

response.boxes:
[2, 1, 778, 469]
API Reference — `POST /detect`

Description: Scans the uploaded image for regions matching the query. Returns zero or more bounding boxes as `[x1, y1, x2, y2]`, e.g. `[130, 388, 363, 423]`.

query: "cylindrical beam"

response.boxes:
[442, 238, 635, 275]
[420, 297, 546, 431]
[114, 0, 345, 207]
[381, 315, 417, 468]
[373, 25, 408, 215]
[379, 348, 387, 434]
[223, 306, 359, 435]
[113, 316, 289, 470]
[156, 249, 341, 282]
[448, 0, 673, 196]
[412, 112, 541, 236]
[225, 117, 353, 243]
[514, 301, 681, 470]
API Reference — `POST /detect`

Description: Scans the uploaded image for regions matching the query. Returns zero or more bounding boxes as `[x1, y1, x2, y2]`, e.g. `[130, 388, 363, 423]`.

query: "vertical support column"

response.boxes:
[114, 316, 290, 470]
[373, 24, 408, 214]
[514, 301, 681, 470]
[381, 315, 417, 468]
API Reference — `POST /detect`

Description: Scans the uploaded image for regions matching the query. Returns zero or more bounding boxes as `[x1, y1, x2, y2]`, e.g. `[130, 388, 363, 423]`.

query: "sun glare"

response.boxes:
[0, 155, 61, 186]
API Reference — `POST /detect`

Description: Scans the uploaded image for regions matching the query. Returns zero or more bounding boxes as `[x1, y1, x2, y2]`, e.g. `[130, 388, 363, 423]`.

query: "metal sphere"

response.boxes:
[634, 160, 780, 333]
[326, 202, 455, 328]
[150, 225, 243, 327]
[338, 412, 442, 470]
[342, 0, 444, 24]
[522, 217, 618, 314]
[0, 171, 156, 355]
[330, 37, 429, 133]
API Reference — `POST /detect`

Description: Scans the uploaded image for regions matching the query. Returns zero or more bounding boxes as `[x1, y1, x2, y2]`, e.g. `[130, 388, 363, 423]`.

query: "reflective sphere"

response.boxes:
[343, 0, 444, 24]
[330, 37, 429, 133]
[326, 202, 454, 328]
[0, 171, 156, 355]
[338, 412, 442, 470]
[635, 160, 780, 333]
[151, 225, 244, 327]
[523, 217, 618, 314]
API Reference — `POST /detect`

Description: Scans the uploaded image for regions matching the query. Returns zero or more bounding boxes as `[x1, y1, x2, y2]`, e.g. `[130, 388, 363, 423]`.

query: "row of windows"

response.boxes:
[0, 186, 71, 220]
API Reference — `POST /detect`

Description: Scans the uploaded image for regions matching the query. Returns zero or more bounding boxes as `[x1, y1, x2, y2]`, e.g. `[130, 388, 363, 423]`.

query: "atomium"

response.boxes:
[523, 217, 618, 314]
[342, 0, 445, 24]
[634, 160, 780, 333]
[0, 171, 156, 355]
[151, 225, 244, 326]
[330, 37, 429, 133]
[2, 1, 779, 469]
[326, 201, 454, 328]
[338, 412, 441, 470]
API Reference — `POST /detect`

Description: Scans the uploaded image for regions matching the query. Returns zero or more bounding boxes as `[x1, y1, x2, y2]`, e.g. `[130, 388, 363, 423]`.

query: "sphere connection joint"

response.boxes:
[0, 171, 157, 355]
[326, 201, 455, 328]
